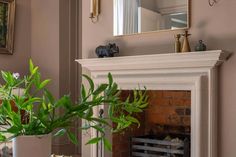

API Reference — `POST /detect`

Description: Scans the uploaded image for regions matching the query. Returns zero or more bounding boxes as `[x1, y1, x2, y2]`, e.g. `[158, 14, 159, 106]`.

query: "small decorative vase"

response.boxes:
[174, 34, 181, 53]
[195, 40, 207, 51]
[13, 134, 52, 157]
[181, 31, 191, 53]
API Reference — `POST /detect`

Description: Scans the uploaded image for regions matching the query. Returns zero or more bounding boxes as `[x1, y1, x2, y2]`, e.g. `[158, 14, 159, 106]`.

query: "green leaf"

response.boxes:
[108, 73, 113, 88]
[44, 90, 55, 104]
[41, 102, 47, 110]
[83, 75, 94, 92]
[108, 105, 114, 118]
[12, 112, 22, 128]
[125, 105, 143, 113]
[139, 102, 149, 109]
[86, 137, 102, 145]
[7, 126, 20, 134]
[84, 108, 93, 119]
[107, 83, 118, 95]
[126, 116, 140, 127]
[81, 84, 86, 100]
[1, 71, 9, 83]
[93, 84, 108, 96]
[1, 72, 14, 86]
[67, 131, 78, 145]
[39, 79, 51, 89]
[133, 90, 138, 100]
[54, 129, 66, 137]
[21, 97, 42, 109]
[0, 134, 6, 142]
[26, 104, 33, 111]
[91, 125, 105, 134]
[29, 59, 34, 73]
[111, 117, 123, 124]
[89, 118, 110, 126]
[63, 96, 73, 110]
[103, 138, 112, 151]
[2, 100, 12, 114]
[31, 66, 39, 76]
[73, 104, 89, 112]
[33, 72, 41, 89]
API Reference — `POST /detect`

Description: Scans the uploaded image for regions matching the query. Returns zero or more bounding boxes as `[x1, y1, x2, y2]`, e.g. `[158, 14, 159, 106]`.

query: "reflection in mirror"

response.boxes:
[113, 0, 189, 36]
[0, 0, 15, 54]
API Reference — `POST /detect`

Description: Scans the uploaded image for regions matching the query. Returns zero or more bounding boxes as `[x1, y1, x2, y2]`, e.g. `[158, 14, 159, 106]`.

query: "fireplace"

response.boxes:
[77, 50, 230, 157]
[113, 90, 191, 157]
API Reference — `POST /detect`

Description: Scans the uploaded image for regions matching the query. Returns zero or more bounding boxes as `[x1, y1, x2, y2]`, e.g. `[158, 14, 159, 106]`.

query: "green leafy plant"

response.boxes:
[0, 60, 148, 151]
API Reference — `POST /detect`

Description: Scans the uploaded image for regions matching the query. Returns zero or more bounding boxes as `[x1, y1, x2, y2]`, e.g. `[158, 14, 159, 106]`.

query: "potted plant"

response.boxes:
[0, 60, 148, 157]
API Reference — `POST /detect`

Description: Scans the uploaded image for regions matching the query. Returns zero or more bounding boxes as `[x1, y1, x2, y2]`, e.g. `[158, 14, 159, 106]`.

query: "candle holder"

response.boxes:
[89, 0, 100, 23]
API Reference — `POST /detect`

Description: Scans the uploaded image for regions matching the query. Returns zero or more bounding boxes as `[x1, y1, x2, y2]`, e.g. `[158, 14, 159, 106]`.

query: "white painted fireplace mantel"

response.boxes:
[76, 50, 230, 157]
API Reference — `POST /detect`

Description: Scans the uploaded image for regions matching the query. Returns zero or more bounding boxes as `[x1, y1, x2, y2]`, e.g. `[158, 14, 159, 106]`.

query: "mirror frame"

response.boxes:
[0, 0, 15, 54]
[113, 0, 191, 36]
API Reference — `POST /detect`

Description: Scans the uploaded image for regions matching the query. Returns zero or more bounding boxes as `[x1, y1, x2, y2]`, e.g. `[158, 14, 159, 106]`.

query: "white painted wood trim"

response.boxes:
[77, 50, 229, 73]
[76, 50, 230, 157]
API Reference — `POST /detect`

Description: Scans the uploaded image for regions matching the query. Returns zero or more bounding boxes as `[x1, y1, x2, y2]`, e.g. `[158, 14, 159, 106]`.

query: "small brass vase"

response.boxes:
[181, 31, 191, 53]
[174, 34, 181, 53]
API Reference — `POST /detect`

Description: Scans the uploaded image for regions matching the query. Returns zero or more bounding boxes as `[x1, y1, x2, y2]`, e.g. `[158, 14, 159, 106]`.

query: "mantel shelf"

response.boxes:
[76, 50, 230, 73]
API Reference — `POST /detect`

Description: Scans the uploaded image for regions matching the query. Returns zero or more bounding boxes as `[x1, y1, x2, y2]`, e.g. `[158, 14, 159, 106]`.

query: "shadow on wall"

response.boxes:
[215, 35, 236, 157]
[112, 39, 174, 56]
[88, 37, 176, 58]
[106, 32, 236, 57]
[195, 19, 211, 40]
[102, 29, 188, 57]
[88, 32, 236, 58]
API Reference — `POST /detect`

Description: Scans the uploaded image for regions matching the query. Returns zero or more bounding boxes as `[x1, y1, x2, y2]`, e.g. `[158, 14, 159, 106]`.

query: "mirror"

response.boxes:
[0, 0, 15, 54]
[113, 0, 189, 36]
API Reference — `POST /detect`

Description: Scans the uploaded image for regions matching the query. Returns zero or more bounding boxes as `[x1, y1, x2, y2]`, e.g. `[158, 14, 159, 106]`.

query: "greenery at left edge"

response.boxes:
[0, 59, 148, 151]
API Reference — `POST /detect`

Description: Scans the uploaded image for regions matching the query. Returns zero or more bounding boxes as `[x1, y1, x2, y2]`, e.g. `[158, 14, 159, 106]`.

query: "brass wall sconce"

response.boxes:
[90, 0, 100, 23]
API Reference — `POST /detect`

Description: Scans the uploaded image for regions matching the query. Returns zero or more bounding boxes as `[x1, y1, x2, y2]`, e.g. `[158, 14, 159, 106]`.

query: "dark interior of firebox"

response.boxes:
[112, 90, 191, 157]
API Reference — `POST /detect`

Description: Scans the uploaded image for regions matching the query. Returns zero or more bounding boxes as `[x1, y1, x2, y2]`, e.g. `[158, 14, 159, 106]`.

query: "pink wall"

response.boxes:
[0, 0, 78, 155]
[0, 0, 30, 76]
[82, 0, 236, 156]
[31, 0, 79, 155]
[30, 0, 62, 154]
[31, 0, 60, 98]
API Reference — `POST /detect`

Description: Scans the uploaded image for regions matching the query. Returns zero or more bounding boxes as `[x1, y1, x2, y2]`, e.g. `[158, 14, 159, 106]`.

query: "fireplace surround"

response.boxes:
[77, 50, 230, 157]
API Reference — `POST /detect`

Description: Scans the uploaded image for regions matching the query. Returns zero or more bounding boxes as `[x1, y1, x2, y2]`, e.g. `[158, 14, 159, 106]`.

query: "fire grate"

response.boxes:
[131, 135, 190, 157]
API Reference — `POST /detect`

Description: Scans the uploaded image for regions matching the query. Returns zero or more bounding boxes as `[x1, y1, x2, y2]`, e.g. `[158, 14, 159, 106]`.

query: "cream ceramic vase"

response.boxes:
[13, 134, 52, 157]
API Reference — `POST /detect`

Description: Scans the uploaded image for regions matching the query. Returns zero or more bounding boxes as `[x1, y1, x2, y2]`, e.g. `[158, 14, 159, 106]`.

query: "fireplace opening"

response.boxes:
[112, 90, 191, 157]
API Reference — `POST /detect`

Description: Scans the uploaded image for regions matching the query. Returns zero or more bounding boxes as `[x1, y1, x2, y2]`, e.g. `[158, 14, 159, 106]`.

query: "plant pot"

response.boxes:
[13, 134, 52, 157]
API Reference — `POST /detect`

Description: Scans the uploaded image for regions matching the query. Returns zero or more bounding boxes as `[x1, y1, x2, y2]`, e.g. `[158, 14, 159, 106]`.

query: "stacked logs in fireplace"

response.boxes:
[131, 135, 190, 157]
